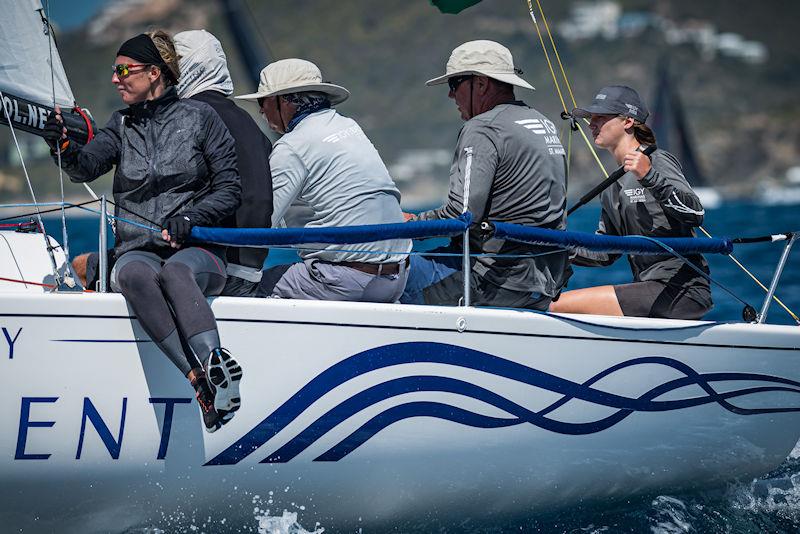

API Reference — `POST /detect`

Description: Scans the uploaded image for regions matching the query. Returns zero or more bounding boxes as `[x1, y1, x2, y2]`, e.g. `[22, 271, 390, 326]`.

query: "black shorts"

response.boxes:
[614, 280, 711, 320]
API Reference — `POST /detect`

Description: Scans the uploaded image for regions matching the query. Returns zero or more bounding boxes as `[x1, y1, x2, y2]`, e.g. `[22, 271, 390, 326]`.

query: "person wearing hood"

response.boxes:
[236, 59, 411, 302]
[73, 30, 274, 299]
[43, 31, 243, 433]
[401, 40, 569, 310]
[174, 30, 273, 297]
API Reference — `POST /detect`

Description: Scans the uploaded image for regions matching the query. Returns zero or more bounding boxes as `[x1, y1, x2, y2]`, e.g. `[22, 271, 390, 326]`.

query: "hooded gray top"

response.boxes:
[416, 102, 569, 297]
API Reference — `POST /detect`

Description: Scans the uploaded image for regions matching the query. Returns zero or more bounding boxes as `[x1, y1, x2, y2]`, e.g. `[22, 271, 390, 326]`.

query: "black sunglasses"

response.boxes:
[448, 75, 472, 92]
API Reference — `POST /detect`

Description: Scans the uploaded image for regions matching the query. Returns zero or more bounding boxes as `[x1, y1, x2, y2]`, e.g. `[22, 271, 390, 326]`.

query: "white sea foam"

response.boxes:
[251, 492, 324, 534]
[649, 495, 692, 534]
[789, 438, 800, 459]
[730, 473, 800, 523]
[256, 510, 324, 534]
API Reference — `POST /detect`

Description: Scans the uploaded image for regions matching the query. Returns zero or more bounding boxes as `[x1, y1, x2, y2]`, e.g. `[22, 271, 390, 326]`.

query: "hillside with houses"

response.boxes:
[1, 0, 797, 205]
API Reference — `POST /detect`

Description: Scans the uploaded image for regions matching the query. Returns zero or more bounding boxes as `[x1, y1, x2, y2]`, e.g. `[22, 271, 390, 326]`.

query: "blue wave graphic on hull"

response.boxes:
[207, 342, 800, 465]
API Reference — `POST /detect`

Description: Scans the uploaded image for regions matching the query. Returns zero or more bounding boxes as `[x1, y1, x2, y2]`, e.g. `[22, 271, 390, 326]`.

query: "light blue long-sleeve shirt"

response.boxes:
[269, 108, 411, 263]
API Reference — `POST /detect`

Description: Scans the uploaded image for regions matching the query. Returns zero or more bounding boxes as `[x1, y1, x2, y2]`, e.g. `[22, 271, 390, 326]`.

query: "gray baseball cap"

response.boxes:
[572, 85, 649, 122]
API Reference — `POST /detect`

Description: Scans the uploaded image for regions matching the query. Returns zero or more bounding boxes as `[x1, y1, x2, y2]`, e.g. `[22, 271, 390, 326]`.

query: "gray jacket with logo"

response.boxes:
[417, 101, 569, 298]
[573, 149, 711, 305]
[57, 87, 241, 257]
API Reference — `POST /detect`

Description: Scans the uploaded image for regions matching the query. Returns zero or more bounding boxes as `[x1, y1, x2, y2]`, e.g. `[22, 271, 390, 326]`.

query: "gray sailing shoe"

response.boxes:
[205, 348, 242, 420]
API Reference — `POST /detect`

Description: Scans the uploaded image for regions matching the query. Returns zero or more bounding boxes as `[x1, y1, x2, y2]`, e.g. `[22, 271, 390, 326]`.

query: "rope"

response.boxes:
[638, 235, 752, 310]
[72, 105, 94, 143]
[575, 122, 609, 179]
[44, 0, 72, 268]
[0, 88, 61, 283]
[532, 0, 578, 109]
[525, 1, 568, 113]
[0, 276, 94, 292]
[519, 0, 798, 322]
[0, 199, 100, 222]
[698, 226, 799, 323]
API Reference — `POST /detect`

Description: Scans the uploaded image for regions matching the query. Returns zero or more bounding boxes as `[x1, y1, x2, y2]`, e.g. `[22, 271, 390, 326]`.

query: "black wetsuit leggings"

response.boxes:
[111, 247, 227, 376]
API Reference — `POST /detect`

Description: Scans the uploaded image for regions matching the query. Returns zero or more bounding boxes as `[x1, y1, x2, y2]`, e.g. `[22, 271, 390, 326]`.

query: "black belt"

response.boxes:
[323, 258, 409, 276]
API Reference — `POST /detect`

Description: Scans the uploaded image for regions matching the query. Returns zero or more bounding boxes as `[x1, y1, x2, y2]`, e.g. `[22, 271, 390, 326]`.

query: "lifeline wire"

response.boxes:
[638, 235, 753, 311]
[0, 199, 100, 222]
[1, 198, 794, 314]
[522, 0, 799, 322]
[698, 226, 799, 323]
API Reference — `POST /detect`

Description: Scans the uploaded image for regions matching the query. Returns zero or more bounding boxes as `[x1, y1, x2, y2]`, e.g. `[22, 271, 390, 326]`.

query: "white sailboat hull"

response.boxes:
[2, 291, 799, 528]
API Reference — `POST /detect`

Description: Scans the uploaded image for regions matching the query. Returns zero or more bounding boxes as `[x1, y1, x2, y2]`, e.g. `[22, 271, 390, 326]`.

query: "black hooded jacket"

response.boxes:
[190, 90, 272, 269]
[57, 86, 241, 257]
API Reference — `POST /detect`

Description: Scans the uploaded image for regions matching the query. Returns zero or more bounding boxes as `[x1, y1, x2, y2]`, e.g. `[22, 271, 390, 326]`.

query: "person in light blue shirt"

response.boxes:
[236, 59, 411, 302]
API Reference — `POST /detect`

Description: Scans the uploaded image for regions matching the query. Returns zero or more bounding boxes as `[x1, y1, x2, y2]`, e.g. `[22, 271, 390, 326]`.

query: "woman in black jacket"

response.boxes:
[45, 31, 243, 432]
[550, 85, 712, 320]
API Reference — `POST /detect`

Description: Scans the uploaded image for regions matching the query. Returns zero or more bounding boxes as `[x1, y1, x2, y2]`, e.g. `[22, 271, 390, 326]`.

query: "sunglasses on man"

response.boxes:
[447, 75, 473, 92]
[112, 63, 149, 77]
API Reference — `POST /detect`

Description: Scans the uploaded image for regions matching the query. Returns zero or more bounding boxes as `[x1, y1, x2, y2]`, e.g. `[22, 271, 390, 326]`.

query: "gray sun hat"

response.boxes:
[426, 40, 534, 90]
[235, 58, 350, 104]
[572, 85, 649, 122]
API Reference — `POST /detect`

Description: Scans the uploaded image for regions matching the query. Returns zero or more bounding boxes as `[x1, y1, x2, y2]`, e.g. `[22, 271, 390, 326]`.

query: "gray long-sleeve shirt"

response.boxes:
[417, 101, 569, 297]
[573, 149, 712, 305]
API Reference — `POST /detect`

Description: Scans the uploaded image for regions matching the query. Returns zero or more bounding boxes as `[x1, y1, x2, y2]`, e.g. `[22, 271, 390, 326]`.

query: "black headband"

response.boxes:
[117, 34, 164, 67]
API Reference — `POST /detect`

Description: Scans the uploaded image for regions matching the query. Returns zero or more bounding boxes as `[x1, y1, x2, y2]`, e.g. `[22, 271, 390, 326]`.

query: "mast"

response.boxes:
[218, 0, 273, 88]
[649, 56, 708, 188]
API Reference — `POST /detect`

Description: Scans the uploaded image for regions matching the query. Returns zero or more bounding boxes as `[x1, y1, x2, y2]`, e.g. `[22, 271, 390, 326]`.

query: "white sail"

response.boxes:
[0, 0, 75, 109]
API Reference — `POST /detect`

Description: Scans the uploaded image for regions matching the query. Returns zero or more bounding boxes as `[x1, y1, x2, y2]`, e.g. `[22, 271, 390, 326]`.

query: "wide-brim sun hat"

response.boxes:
[235, 58, 350, 104]
[426, 40, 534, 90]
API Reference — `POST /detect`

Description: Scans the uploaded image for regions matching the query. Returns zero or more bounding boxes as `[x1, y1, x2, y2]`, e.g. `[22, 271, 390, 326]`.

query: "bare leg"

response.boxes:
[72, 253, 91, 287]
[549, 285, 624, 316]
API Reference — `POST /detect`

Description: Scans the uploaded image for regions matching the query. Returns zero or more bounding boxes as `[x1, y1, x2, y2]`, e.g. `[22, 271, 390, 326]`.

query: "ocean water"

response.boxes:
[17, 201, 800, 532]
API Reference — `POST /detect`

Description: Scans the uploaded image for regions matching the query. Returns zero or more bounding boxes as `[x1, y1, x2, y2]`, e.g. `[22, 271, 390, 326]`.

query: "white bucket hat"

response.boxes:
[235, 58, 350, 104]
[426, 40, 534, 91]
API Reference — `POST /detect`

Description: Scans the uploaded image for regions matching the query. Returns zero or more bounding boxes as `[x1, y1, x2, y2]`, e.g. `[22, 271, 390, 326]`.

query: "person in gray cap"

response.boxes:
[236, 59, 411, 302]
[401, 40, 569, 309]
[550, 85, 712, 319]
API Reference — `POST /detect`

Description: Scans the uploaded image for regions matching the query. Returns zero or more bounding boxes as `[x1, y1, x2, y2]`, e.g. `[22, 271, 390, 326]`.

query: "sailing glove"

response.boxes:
[163, 215, 193, 244]
[43, 110, 69, 151]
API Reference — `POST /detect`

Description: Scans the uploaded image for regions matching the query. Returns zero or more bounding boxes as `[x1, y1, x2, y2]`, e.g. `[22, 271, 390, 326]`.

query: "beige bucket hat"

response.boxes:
[235, 58, 350, 104]
[426, 40, 534, 90]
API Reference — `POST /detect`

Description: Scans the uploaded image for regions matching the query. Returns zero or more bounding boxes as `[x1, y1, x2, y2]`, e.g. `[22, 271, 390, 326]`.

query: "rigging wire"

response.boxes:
[523, 0, 799, 322]
[42, 1, 73, 274]
[698, 226, 799, 323]
[0, 199, 100, 222]
[0, 88, 63, 284]
[532, 0, 578, 109]
[525, 1, 568, 114]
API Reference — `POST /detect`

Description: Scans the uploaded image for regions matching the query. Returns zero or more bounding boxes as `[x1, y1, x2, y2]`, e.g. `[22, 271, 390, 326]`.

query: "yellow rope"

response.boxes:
[697, 227, 800, 323]
[525, 0, 568, 113]
[523, 0, 799, 323]
[534, 0, 578, 109]
[576, 122, 609, 178]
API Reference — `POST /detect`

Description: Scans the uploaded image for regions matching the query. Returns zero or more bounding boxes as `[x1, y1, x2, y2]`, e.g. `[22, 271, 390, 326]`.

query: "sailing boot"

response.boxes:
[205, 348, 242, 421]
[190, 370, 224, 433]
